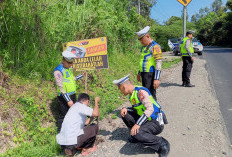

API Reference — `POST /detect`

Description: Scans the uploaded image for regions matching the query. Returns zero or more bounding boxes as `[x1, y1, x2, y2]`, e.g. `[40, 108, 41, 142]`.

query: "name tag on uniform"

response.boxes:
[157, 113, 164, 126]
[66, 71, 70, 78]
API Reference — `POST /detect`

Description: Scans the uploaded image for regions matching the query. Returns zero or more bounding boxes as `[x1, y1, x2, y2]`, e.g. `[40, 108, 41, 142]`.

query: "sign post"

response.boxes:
[63, 37, 109, 93]
[85, 71, 88, 93]
[183, 6, 187, 38]
[138, 0, 140, 15]
[177, 0, 192, 37]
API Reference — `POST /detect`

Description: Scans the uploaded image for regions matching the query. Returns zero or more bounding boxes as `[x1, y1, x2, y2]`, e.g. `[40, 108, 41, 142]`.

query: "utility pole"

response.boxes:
[183, 6, 187, 38]
[138, 0, 140, 15]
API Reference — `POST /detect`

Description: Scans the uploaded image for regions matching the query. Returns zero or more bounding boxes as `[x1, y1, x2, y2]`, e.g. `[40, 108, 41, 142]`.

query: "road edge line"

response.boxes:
[203, 52, 232, 156]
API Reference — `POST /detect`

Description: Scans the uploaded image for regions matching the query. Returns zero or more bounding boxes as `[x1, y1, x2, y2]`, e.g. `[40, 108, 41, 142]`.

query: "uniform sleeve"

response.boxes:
[54, 70, 71, 102]
[151, 45, 162, 80]
[74, 74, 84, 81]
[81, 105, 93, 117]
[154, 60, 162, 80]
[185, 39, 193, 57]
[136, 90, 154, 126]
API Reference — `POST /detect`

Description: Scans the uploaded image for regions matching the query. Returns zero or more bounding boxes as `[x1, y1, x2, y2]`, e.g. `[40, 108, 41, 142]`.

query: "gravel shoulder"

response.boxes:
[77, 54, 232, 157]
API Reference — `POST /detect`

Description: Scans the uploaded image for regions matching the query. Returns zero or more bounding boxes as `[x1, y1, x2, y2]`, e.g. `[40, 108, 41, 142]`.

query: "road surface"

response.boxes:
[203, 47, 232, 144]
[84, 53, 232, 157]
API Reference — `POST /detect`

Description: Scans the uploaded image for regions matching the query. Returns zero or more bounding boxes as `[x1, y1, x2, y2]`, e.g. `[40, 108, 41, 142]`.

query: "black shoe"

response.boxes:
[128, 135, 138, 143]
[157, 137, 170, 157]
[182, 83, 185, 86]
[185, 83, 195, 87]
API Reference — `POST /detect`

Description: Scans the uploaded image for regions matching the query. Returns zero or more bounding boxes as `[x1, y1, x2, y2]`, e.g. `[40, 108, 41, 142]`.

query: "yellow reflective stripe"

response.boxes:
[149, 96, 160, 109]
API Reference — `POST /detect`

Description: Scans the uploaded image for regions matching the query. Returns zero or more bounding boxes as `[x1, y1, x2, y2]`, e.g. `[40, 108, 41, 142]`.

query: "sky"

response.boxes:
[150, 0, 228, 24]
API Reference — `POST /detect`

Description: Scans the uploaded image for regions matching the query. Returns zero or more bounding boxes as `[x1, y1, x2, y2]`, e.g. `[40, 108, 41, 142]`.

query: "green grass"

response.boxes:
[0, 53, 181, 157]
[0, 0, 182, 156]
[162, 57, 182, 69]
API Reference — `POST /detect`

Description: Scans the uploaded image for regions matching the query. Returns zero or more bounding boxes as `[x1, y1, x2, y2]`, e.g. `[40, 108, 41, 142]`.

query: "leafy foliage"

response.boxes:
[0, 0, 183, 156]
[129, 0, 157, 18]
[150, 16, 195, 51]
[192, 0, 232, 46]
[0, 0, 140, 79]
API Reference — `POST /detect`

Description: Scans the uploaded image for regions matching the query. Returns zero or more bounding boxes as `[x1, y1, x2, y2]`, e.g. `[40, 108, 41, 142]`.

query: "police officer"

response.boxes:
[181, 30, 195, 87]
[136, 26, 162, 100]
[113, 74, 170, 157]
[54, 48, 84, 132]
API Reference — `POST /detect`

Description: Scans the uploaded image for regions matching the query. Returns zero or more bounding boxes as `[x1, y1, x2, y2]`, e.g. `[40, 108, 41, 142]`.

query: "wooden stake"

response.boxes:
[85, 71, 88, 93]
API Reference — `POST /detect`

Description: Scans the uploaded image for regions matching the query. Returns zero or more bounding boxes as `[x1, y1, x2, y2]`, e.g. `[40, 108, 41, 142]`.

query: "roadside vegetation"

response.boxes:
[191, 0, 232, 47]
[0, 53, 180, 156]
[1, 0, 229, 156]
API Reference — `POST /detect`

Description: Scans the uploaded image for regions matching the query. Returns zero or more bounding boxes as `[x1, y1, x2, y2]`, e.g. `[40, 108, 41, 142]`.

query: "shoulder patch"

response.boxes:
[138, 90, 145, 100]
[153, 45, 161, 54]
[57, 73, 62, 79]
[66, 71, 70, 78]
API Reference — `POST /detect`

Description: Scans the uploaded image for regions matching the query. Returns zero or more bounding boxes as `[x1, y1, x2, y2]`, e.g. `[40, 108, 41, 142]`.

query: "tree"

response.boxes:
[191, 15, 197, 22]
[191, 0, 232, 47]
[129, 0, 156, 18]
[205, 7, 210, 14]
[226, 0, 232, 10]
[212, 0, 223, 14]
[166, 16, 182, 25]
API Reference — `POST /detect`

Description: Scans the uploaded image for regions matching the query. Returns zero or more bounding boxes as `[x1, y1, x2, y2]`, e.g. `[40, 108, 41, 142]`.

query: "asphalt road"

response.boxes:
[203, 46, 232, 144]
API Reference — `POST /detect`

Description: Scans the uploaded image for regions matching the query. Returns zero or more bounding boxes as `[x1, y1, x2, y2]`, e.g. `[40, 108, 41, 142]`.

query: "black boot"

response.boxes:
[185, 83, 195, 87]
[182, 81, 186, 86]
[157, 137, 170, 157]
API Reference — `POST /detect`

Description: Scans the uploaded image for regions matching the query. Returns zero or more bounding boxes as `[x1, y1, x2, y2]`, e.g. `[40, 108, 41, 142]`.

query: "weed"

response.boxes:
[111, 113, 118, 119]
[2, 131, 11, 136]
[1, 122, 9, 129]
[0, 0, 182, 156]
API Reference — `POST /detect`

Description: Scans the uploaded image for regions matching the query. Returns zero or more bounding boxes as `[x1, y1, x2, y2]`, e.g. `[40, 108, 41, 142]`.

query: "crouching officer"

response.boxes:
[181, 30, 195, 87]
[113, 74, 170, 157]
[54, 49, 84, 132]
[136, 26, 162, 100]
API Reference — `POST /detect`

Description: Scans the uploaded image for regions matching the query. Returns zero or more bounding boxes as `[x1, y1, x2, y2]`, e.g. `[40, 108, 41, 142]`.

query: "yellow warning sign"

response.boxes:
[63, 37, 109, 71]
[177, 0, 192, 6]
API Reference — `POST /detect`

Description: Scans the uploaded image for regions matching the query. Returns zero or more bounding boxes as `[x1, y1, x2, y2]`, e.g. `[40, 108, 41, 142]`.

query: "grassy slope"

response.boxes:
[0, 52, 181, 156]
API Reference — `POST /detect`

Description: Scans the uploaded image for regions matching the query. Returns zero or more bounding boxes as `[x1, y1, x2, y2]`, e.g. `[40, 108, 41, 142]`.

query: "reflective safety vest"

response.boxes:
[180, 37, 194, 56]
[139, 41, 162, 72]
[54, 64, 77, 96]
[129, 86, 163, 120]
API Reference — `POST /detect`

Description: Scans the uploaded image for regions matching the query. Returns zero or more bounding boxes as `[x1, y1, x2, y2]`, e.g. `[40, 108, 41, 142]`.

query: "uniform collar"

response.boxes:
[145, 40, 154, 47]
[61, 63, 70, 70]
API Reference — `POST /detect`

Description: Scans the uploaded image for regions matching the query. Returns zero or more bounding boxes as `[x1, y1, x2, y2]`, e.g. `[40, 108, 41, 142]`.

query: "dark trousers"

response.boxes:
[76, 124, 99, 148]
[122, 111, 163, 151]
[141, 72, 157, 100]
[57, 94, 77, 132]
[182, 56, 193, 85]
[63, 124, 99, 150]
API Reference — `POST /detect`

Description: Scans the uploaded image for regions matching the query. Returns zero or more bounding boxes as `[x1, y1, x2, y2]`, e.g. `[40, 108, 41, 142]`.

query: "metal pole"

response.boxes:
[183, 6, 187, 37]
[138, 0, 140, 15]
